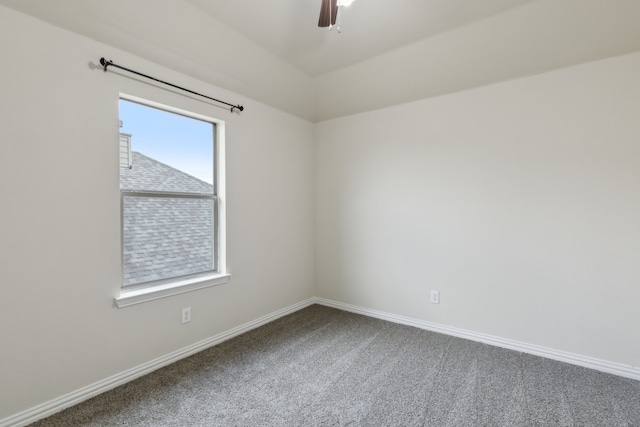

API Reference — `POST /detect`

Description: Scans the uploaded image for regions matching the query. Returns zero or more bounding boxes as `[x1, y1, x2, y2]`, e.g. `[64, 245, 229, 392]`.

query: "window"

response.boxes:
[116, 96, 228, 307]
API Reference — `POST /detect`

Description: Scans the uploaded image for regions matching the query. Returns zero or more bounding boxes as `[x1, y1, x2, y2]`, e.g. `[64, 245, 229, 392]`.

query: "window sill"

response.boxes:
[115, 273, 231, 308]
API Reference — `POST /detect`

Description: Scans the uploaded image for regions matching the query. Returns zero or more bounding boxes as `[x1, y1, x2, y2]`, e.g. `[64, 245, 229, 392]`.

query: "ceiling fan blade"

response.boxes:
[318, 0, 338, 27]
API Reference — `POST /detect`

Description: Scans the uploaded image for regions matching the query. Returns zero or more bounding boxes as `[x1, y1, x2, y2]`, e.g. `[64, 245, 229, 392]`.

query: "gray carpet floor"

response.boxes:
[31, 305, 640, 426]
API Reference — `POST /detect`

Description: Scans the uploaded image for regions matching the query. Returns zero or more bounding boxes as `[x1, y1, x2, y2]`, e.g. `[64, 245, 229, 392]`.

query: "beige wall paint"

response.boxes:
[0, 6, 314, 418]
[316, 51, 640, 368]
[0, 0, 317, 122]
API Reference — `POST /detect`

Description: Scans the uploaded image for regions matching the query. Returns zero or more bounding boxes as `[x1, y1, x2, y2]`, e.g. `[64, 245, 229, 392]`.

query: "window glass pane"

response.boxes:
[119, 99, 214, 193]
[119, 98, 217, 288]
[122, 196, 214, 286]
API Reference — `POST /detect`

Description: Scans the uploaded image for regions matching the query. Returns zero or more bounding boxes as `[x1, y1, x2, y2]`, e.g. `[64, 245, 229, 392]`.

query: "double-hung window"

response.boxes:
[116, 96, 228, 307]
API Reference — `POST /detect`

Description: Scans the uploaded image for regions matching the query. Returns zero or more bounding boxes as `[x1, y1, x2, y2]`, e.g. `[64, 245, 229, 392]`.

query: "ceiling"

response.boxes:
[183, 0, 536, 77]
[2, 0, 640, 121]
[0, 0, 536, 77]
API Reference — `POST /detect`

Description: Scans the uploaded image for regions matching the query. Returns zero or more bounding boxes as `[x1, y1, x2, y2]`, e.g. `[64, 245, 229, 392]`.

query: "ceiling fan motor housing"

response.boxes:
[318, 0, 338, 27]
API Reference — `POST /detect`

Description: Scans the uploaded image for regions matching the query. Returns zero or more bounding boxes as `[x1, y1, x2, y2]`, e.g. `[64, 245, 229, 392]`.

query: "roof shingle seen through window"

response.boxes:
[121, 152, 214, 286]
[121, 151, 213, 194]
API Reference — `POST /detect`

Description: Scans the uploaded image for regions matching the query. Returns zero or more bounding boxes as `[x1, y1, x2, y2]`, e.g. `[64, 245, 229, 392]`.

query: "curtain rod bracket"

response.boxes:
[100, 57, 112, 72]
[98, 57, 244, 113]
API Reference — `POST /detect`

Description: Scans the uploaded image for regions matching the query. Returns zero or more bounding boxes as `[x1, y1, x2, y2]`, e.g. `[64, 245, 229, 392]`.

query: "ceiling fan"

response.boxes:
[318, 0, 355, 31]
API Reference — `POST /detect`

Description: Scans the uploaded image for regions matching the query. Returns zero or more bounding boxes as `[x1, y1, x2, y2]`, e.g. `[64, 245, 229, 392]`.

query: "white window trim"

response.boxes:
[115, 273, 231, 308]
[115, 93, 229, 308]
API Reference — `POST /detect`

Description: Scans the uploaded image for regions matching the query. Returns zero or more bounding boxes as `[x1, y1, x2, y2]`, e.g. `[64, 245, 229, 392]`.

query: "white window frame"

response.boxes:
[115, 94, 229, 308]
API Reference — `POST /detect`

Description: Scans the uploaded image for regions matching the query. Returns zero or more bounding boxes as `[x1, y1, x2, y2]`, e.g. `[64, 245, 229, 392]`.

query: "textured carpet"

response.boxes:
[31, 305, 640, 426]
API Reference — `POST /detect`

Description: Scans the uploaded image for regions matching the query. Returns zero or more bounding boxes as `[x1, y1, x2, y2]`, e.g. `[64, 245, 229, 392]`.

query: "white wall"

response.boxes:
[0, 6, 314, 419]
[0, 0, 317, 122]
[316, 51, 640, 369]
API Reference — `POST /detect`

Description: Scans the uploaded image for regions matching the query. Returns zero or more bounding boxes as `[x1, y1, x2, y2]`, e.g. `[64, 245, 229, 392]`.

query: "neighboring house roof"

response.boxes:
[120, 151, 213, 194]
[121, 151, 214, 286]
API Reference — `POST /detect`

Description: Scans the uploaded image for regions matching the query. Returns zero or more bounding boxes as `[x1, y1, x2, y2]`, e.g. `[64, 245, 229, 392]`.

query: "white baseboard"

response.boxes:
[0, 298, 316, 427]
[313, 297, 640, 382]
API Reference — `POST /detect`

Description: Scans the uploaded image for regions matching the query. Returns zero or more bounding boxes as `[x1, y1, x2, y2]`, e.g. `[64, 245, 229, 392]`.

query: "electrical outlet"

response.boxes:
[430, 290, 440, 304]
[182, 307, 191, 324]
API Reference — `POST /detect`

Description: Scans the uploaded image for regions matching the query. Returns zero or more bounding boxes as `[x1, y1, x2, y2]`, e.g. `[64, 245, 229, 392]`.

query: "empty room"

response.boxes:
[1, 0, 639, 425]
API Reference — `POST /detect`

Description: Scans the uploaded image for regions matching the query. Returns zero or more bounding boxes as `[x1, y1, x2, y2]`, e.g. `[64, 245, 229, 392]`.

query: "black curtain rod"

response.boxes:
[99, 57, 244, 113]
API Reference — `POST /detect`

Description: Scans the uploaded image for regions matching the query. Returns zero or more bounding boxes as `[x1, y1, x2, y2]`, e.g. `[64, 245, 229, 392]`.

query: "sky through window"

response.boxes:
[119, 99, 214, 184]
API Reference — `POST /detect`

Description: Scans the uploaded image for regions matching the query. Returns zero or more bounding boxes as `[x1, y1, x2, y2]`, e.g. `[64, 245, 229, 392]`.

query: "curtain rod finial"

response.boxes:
[99, 57, 112, 72]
